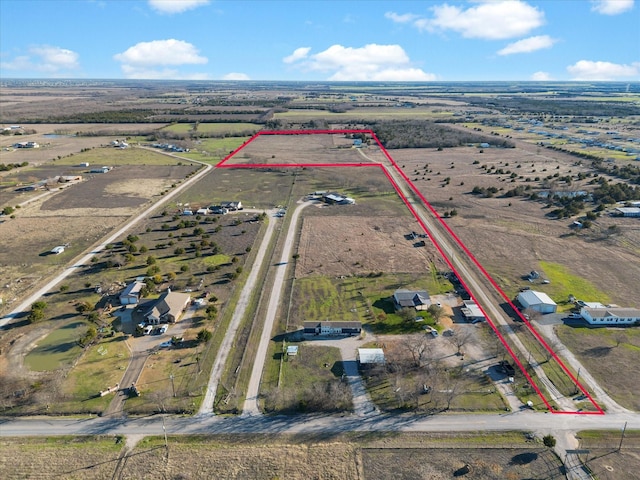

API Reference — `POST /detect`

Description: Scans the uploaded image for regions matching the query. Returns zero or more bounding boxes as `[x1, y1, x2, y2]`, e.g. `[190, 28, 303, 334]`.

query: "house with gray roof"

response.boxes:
[393, 289, 431, 310]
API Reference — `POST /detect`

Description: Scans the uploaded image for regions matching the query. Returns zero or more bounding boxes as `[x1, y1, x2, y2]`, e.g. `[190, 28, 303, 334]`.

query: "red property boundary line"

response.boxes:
[216, 129, 604, 415]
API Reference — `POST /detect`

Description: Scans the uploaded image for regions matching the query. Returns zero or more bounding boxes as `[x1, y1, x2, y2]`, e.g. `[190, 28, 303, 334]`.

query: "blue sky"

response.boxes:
[1, 0, 638, 81]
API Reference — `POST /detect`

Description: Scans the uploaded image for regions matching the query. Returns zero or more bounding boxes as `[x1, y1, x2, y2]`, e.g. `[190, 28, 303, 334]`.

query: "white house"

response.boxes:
[517, 290, 557, 314]
[580, 307, 640, 325]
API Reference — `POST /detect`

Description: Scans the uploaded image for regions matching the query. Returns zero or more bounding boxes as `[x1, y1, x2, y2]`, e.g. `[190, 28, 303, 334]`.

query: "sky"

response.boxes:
[0, 0, 639, 81]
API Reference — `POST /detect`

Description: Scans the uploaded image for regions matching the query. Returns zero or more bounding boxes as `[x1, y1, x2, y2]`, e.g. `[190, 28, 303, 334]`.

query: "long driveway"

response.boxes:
[198, 209, 279, 414]
[242, 201, 311, 416]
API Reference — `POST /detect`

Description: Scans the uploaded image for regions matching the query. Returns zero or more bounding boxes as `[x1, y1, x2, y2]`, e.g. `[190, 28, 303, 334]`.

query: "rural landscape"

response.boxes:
[1, 78, 640, 479]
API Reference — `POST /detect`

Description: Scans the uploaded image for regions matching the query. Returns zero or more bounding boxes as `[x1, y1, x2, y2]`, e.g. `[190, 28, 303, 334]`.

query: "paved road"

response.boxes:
[199, 209, 279, 414]
[0, 149, 212, 327]
[242, 201, 311, 416]
[1, 409, 638, 438]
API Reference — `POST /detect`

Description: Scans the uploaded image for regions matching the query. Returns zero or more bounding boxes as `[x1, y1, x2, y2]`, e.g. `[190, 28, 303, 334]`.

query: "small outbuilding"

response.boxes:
[461, 300, 485, 321]
[358, 348, 385, 366]
[286, 345, 299, 356]
[517, 290, 557, 314]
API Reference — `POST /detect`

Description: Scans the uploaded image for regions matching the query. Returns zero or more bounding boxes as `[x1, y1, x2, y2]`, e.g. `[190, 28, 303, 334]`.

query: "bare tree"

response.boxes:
[614, 332, 628, 347]
[447, 328, 473, 356]
[404, 333, 431, 367]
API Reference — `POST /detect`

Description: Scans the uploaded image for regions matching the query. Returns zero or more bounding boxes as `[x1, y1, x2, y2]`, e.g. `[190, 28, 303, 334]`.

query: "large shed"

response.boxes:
[517, 290, 557, 314]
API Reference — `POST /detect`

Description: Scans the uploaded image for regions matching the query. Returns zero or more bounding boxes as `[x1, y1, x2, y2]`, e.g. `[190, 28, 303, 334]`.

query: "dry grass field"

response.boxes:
[390, 145, 640, 306]
[576, 430, 640, 480]
[0, 432, 562, 480]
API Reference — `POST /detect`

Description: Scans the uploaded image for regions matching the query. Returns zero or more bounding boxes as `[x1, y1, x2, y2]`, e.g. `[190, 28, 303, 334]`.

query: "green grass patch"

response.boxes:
[291, 273, 451, 335]
[24, 320, 89, 371]
[203, 254, 230, 267]
[61, 333, 131, 413]
[539, 260, 610, 310]
[52, 146, 183, 166]
[180, 137, 250, 163]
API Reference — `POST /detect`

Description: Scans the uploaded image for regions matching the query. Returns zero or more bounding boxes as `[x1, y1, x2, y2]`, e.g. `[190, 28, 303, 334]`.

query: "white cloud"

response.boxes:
[222, 72, 250, 80]
[0, 45, 79, 74]
[384, 11, 419, 23]
[591, 0, 634, 15]
[567, 60, 640, 80]
[284, 44, 436, 81]
[531, 71, 552, 81]
[497, 35, 556, 55]
[148, 0, 209, 14]
[114, 39, 208, 79]
[283, 47, 311, 64]
[387, 1, 545, 40]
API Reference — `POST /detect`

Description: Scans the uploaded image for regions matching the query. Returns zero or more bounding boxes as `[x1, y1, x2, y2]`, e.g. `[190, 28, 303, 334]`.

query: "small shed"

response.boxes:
[51, 245, 65, 255]
[286, 345, 299, 356]
[358, 348, 385, 365]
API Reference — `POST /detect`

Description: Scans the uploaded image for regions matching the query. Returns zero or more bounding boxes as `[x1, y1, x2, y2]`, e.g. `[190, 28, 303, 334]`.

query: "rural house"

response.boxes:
[303, 321, 362, 336]
[220, 201, 242, 211]
[516, 290, 557, 314]
[119, 280, 145, 305]
[145, 289, 191, 325]
[393, 289, 431, 310]
[580, 307, 640, 325]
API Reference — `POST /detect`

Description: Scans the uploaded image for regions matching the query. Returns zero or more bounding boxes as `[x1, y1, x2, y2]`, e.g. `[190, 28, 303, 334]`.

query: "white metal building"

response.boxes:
[358, 348, 385, 365]
[517, 290, 557, 314]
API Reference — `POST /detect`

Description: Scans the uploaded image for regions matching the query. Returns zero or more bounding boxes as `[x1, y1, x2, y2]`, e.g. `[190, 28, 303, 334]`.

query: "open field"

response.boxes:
[555, 325, 640, 410]
[389, 145, 640, 307]
[0, 436, 124, 480]
[576, 430, 640, 480]
[162, 122, 261, 135]
[0, 432, 561, 480]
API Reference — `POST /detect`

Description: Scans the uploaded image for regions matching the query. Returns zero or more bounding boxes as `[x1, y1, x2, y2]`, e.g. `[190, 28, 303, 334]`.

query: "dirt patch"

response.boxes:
[295, 215, 439, 278]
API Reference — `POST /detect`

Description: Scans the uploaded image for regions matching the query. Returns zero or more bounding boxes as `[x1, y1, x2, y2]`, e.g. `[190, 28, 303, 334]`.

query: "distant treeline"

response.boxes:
[464, 96, 639, 117]
[372, 120, 514, 149]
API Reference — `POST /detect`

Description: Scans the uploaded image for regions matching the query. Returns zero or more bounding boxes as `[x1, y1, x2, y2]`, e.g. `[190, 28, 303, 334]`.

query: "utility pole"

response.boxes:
[169, 374, 176, 397]
[574, 367, 581, 395]
[619, 421, 628, 452]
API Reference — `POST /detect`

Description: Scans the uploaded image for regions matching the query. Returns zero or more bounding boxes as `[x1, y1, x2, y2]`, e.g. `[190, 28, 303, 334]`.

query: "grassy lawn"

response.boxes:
[180, 137, 251, 163]
[24, 320, 89, 372]
[363, 365, 507, 413]
[538, 260, 610, 310]
[263, 345, 352, 414]
[556, 324, 640, 410]
[60, 333, 131, 413]
[291, 273, 451, 335]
